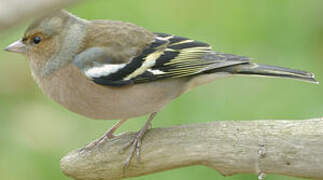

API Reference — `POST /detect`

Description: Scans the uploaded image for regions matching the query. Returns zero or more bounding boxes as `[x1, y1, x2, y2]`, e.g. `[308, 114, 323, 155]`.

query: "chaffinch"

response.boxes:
[5, 10, 317, 167]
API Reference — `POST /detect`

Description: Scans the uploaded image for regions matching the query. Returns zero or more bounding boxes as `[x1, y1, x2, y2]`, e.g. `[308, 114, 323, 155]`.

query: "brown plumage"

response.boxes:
[5, 10, 317, 167]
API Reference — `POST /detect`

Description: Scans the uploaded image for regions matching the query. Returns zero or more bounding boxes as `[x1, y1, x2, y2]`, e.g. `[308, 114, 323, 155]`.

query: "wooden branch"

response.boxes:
[0, 0, 82, 30]
[60, 118, 323, 180]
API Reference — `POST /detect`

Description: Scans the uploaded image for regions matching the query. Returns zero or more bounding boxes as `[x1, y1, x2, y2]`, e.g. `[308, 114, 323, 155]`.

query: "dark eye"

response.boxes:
[32, 36, 42, 44]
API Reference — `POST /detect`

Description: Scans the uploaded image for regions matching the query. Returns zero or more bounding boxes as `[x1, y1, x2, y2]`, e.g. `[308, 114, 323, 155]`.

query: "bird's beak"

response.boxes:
[5, 40, 27, 54]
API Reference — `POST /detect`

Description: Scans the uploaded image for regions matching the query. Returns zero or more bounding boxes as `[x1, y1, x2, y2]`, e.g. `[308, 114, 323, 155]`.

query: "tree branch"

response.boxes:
[0, 0, 83, 30]
[60, 118, 323, 180]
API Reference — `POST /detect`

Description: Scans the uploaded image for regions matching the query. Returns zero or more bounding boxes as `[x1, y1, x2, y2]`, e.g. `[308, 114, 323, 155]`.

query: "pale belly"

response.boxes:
[34, 64, 187, 120]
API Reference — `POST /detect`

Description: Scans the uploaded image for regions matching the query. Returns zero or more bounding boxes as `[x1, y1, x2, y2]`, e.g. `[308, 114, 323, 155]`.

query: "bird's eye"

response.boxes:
[32, 36, 42, 44]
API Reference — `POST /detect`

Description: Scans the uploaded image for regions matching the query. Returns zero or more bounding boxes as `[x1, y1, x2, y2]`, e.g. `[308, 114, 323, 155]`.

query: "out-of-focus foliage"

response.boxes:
[0, 0, 322, 179]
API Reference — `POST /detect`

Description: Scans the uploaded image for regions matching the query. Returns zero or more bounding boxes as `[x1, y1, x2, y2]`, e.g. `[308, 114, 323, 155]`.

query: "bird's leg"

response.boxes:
[104, 118, 128, 139]
[121, 112, 157, 168]
[83, 119, 128, 150]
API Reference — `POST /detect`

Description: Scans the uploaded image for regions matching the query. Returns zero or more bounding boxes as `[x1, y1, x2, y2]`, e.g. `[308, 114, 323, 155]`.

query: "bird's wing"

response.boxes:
[73, 33, 251, 87]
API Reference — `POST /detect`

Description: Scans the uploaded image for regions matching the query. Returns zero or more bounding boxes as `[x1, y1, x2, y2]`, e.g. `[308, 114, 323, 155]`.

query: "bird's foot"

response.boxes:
[120, 112, 157, 168]
[81, 130, 115, 152]
[80, 119, 128, 152]
[120, 131, 145, 168]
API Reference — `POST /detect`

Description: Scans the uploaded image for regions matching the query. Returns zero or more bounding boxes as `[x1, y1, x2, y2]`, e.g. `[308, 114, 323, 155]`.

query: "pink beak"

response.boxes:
[5, 40, 27, 54]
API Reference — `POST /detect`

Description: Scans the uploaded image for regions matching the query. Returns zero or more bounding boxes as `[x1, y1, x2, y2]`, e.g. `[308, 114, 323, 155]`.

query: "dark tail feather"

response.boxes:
[221, 63, 318, 84]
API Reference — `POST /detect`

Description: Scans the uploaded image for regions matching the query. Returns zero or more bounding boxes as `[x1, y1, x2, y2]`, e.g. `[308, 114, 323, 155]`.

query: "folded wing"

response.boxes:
[74, 33, 252, 86]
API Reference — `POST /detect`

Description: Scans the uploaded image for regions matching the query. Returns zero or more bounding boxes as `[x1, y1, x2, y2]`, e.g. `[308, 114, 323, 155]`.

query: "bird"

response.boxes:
[5, 10, 317, 167]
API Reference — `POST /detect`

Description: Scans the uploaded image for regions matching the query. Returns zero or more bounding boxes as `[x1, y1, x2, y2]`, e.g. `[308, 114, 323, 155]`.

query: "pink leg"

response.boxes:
[121, 112, 157, 168]
[83, 119, 128, 150]
[105, 119, 128, 139]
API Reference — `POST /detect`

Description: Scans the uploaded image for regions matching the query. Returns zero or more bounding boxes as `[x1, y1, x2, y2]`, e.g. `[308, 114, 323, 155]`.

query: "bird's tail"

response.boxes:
[220, 63, 318, 84]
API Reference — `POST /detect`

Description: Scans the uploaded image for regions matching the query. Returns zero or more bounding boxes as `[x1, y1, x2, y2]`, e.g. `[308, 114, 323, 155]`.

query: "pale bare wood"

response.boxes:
[0, 0, 82, 30]
[60, 118, 323, 180]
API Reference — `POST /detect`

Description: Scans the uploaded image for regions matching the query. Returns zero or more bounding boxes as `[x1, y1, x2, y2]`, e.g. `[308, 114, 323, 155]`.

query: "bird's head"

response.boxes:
[5, 10, 84, 63]
[5, 10, 87, 76]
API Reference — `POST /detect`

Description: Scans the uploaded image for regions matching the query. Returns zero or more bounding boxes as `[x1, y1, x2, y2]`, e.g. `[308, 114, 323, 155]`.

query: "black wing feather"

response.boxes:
[81, 32, 250, 86]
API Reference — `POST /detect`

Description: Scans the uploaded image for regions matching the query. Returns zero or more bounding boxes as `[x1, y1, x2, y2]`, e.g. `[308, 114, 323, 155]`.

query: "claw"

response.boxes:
[120, 137, 134, 154]
[122, 134, 142, 168]
[81, 119, 128, 152]
[136, 139, 142, 160]
[80, 135, 107, 152]
[121, 112, 158, 168]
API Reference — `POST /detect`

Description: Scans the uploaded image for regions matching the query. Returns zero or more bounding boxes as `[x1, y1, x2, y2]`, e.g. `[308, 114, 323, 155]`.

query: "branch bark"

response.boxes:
[60, 118, 323, 180]
[0, 0, 82, 30]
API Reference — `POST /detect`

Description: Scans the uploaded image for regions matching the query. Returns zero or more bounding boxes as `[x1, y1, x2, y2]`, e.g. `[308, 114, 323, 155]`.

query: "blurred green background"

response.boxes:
[0, 0, 322, 179]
